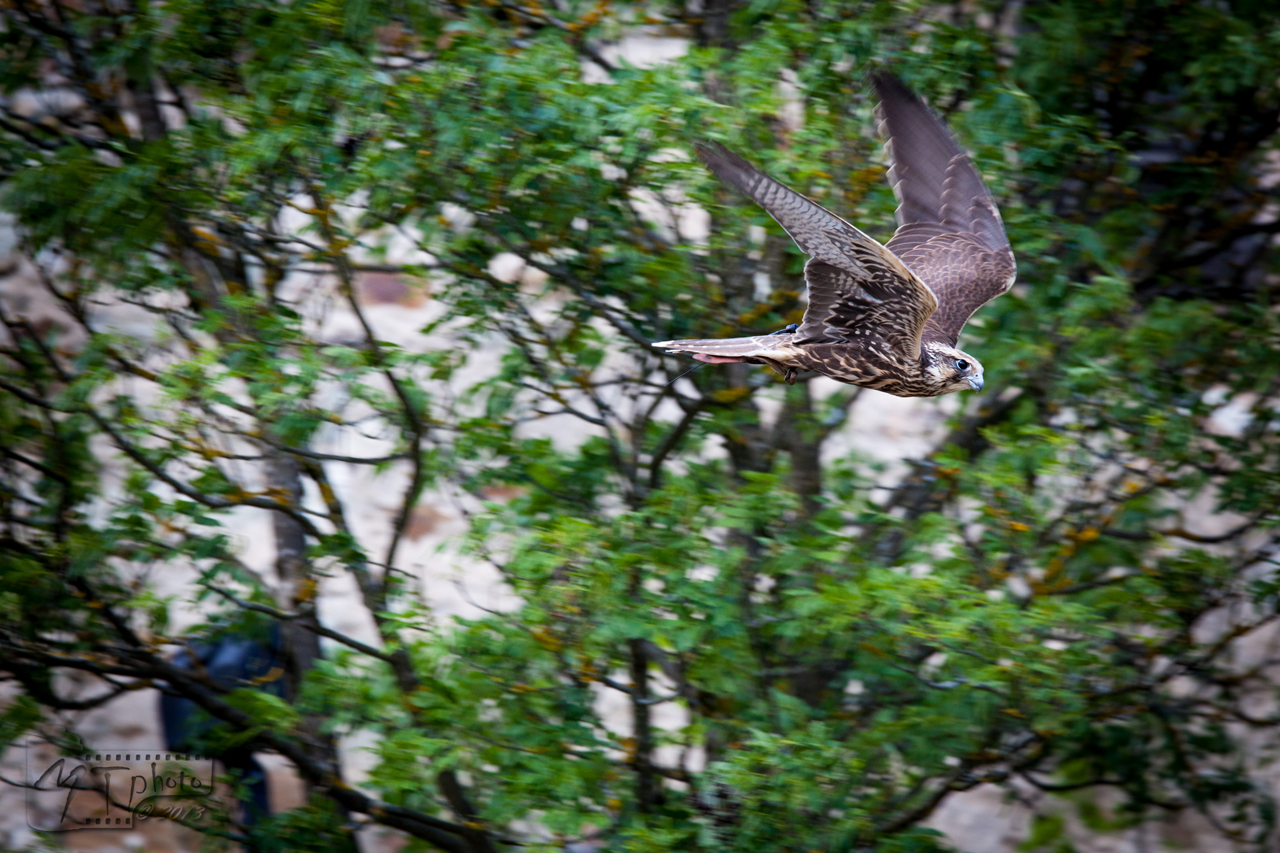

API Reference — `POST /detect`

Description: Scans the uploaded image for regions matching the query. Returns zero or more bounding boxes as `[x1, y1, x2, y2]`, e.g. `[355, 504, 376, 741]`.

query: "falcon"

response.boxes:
[653, 72, 1016, 397]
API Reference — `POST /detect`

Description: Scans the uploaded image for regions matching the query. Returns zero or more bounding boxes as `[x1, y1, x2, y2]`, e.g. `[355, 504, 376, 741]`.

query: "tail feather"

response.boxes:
[652, 335, 787, 358]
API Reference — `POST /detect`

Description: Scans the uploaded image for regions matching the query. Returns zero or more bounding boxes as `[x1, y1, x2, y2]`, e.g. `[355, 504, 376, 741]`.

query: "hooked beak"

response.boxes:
[967, 375, 984, 392]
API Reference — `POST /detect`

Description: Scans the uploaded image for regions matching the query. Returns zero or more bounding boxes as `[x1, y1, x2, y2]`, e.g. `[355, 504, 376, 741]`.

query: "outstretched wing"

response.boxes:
[696, 142, 938, 359]
[873, 71, 1016, 348]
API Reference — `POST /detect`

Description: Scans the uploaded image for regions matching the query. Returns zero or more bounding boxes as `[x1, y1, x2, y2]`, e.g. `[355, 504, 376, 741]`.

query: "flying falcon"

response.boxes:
[653, 72, 1016, 397]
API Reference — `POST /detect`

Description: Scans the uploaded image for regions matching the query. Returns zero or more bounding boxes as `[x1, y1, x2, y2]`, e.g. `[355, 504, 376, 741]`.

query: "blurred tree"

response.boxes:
[1, 0, 1279, 851]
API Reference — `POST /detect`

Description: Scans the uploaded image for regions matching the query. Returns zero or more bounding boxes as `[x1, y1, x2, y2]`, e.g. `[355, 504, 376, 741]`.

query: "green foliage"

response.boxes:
[2, 0, 1279, 851]
[1017, 814, 1068, 853]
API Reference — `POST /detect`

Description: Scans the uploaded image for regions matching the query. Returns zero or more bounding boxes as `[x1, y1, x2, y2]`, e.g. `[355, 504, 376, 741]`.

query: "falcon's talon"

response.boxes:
[668, 74, 1015, 398]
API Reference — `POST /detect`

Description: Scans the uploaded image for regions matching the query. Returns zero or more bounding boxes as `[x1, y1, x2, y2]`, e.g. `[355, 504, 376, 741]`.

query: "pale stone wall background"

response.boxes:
[1, 32, 1274, 852]
[3, 207, 1263, 853]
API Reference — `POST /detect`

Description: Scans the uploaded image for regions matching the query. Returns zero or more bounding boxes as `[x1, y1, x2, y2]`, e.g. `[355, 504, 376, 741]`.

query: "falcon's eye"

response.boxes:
[955, 359, 970, 371]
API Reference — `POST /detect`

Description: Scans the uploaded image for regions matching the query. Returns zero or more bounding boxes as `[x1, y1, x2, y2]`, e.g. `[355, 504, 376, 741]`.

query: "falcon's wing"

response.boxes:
[873, 71, 1016, 348]
[696, 142, 938, 359]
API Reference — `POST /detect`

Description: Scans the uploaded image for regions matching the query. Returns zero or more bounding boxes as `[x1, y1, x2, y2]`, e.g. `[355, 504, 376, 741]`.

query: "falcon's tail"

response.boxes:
[651, 334, 793, 363]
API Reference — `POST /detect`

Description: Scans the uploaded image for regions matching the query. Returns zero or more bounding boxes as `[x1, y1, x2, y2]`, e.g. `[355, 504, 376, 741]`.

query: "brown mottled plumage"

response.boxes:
[653, 72, 1016, 397]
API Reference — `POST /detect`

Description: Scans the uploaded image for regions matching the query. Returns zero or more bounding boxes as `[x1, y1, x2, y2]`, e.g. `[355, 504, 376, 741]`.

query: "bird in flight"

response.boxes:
[653, 72, 1015, 397]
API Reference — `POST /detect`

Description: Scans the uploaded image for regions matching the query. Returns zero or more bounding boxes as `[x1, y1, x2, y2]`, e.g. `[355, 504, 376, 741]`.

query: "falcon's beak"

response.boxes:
[967, 375, 984, 392]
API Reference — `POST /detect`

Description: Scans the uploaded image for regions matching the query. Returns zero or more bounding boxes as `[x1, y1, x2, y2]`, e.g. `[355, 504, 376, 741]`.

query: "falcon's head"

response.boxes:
[923, 343, 985, 394]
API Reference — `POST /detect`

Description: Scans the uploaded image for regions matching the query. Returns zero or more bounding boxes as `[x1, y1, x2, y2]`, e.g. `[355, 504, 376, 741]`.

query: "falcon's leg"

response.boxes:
[770, 323, 800, 336]
[783, 368, 798, 385]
